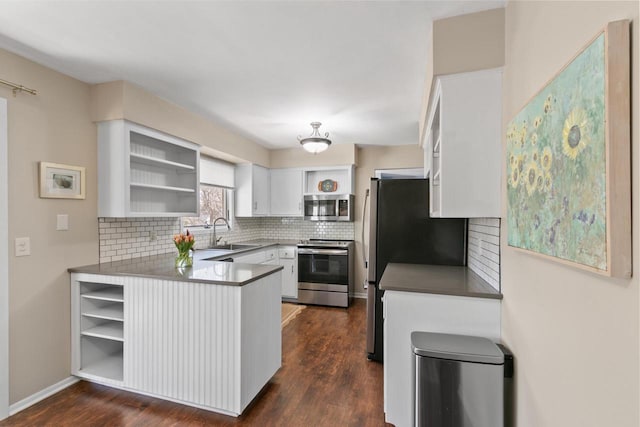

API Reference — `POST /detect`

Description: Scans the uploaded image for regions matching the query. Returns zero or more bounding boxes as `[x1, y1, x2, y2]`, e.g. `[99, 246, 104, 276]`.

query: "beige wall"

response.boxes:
[353, 145, 424, 296]
[0, 49, 98, 403]
[269, 143, 357, 169]
[419, 8, 505, 144]
[502, 2, 639, 426]
[91, 81, 270, 167]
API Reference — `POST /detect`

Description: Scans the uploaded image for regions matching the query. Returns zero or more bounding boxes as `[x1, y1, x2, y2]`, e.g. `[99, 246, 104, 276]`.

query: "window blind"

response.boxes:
[200, 156, 235, 188]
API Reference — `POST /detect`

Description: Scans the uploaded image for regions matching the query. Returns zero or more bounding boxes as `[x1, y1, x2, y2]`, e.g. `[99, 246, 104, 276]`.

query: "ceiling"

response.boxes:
[0, 1, 504, 149]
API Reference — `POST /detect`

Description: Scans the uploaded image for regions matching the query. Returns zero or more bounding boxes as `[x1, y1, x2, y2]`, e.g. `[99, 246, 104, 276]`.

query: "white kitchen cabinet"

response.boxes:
[97, 120, 200, 217]
[278, 246, 298, 299]
[233, 246, 297, 300]
[425, 68, 502, 218]
[235, 164, 270, 216]
[270, 168, 303, 217]
[383, 290, 501, 427]
[233, 247, 277, 264]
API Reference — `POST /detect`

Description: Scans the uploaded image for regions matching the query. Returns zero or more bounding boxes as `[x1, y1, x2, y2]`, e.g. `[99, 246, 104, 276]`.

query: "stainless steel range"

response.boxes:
[297, 239, 354, 308]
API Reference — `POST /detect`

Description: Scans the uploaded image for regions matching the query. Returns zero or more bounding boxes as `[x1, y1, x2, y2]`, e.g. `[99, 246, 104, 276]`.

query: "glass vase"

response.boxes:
[175, 251, 193, 268]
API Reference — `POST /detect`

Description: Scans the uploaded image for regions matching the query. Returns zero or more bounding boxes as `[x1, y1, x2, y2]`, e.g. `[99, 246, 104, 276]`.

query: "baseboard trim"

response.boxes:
[9, 376, 79, 416]
[351, 292, 366, 299]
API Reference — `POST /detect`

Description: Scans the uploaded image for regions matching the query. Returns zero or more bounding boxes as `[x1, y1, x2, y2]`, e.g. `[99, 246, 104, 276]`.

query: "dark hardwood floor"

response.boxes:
[1, 299, 388, 426]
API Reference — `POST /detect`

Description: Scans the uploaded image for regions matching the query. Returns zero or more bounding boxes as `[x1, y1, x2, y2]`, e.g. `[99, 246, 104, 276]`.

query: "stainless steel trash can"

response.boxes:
[412, 331, 513, 427]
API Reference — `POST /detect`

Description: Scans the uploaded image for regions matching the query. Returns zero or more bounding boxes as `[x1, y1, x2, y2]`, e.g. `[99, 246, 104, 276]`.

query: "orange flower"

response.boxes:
[173, 231, 195, 254]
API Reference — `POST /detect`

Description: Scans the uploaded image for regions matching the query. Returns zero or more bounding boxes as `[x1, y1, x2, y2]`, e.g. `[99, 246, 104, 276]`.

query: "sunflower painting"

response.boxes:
[506, 32, 608, 270]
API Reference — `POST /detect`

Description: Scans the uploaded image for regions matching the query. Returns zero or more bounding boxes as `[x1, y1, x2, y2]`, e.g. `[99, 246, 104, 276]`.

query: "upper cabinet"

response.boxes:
[425, 68, 502, 218]
[98, 120, 200, 217]
[303, 166, 354, 195]
[235, 164, 270, 217]
[270, 168, 303, 217]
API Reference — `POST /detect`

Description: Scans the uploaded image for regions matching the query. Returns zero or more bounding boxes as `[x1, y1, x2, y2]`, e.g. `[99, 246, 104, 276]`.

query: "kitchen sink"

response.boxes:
[212, 243, 259, 250]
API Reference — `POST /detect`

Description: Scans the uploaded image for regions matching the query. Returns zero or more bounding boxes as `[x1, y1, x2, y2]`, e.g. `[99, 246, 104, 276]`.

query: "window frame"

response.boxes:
[181, 184, 234, 231]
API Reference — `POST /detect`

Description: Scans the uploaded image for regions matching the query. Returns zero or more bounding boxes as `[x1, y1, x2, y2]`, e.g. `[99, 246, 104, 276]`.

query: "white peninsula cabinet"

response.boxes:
[71, 270, 281, 416]
[270, 168, 303, 216]
[97, 120, 200, 217]
[235, 164, 270, 217]
[425, 68, 502, 218]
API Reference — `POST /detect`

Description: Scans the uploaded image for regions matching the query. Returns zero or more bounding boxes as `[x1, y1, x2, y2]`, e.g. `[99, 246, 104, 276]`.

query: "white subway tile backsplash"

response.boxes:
[99, 216, 355, 262]
[467, 217, 501, 291]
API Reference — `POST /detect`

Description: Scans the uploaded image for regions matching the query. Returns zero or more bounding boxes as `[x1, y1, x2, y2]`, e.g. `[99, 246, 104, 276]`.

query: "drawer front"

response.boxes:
[264, 249, 277, 262]
[234, 251, 266, 264]
[278, 246, 296, 259]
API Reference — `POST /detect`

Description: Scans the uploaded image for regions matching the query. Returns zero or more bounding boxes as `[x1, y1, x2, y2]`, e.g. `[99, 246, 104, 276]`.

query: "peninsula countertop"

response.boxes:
[68, 253, 283, 286]
[379, 263, 502, 300]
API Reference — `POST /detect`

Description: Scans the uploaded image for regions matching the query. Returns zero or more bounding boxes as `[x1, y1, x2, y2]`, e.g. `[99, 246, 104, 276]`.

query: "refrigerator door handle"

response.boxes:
[367, 179, 378, 284]
[361, 188, 369, 269]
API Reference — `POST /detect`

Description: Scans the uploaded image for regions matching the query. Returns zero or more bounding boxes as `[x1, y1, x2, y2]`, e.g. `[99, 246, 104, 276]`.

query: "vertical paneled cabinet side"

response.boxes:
[97, 120, 200, 217]
[235, 164, 270, 217]
[270, 168, 303, 216]
[426, 68, 502, 218]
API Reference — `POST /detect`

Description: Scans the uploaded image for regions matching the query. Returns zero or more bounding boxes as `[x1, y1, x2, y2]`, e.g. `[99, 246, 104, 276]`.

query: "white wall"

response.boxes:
[501, 2, 639, 426]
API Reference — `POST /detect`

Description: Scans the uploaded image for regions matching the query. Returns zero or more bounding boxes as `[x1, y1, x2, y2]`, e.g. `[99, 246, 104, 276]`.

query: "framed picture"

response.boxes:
[39, 162, 86, 200]
[506, 20, 631, 278]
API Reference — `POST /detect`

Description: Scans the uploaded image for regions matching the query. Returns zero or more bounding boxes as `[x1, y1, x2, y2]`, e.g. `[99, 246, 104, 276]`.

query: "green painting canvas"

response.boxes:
[506, 33, 606, 270]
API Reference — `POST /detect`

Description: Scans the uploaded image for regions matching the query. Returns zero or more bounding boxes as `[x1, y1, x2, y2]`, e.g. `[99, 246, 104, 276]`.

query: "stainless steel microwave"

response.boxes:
[304, 194, 354, 221]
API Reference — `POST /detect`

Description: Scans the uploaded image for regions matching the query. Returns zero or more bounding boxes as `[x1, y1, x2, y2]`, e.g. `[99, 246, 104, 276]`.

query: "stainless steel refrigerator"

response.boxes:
[366, 178, 467, 362]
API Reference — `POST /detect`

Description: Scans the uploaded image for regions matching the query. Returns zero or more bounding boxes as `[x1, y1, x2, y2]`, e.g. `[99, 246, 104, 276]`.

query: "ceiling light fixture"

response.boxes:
[298, 122, 332, 154]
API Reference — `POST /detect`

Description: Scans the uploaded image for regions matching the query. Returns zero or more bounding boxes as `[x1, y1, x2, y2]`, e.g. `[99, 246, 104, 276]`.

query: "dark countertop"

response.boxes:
[69, 245, 287, 286]
[379, 263, 502, 300]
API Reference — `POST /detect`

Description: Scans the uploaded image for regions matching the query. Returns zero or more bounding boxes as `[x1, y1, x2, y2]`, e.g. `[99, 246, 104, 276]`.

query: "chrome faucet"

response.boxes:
[212, 217, 231, 246]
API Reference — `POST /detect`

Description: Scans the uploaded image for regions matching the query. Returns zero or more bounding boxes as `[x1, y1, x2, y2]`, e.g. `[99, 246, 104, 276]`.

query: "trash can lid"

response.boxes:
[411, 331, 504, 365]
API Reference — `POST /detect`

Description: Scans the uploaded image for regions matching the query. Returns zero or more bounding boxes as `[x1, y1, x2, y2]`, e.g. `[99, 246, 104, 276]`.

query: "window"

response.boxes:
[182, 184, 232, 227]
[182, 155, 236, 229]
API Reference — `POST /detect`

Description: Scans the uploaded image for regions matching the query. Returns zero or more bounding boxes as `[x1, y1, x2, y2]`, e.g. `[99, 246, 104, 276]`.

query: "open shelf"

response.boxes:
[98, 120, 200, 217]
[303, 166, 354, 195]
[75, 279, 126, 385]
[433, 136, 441, 155]
[79, 353, 123, 382]
[82, 302, 123, 322]
[130, 211, 198, 217]
[432, 170, 441, 185]
[82, 323, 124, 342]
[130, 182, 195, 193]
[130, 153, 195, 171]
[82, 288, 123, 303]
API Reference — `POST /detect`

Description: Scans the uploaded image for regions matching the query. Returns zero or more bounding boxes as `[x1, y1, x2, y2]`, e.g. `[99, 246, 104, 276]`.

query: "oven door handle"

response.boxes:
[297, 248, 348, 256]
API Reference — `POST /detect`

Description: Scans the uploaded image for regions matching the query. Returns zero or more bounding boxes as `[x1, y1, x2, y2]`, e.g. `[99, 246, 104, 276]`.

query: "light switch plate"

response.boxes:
[57, 214, 69, 231]
[15, 237, 30, 257]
